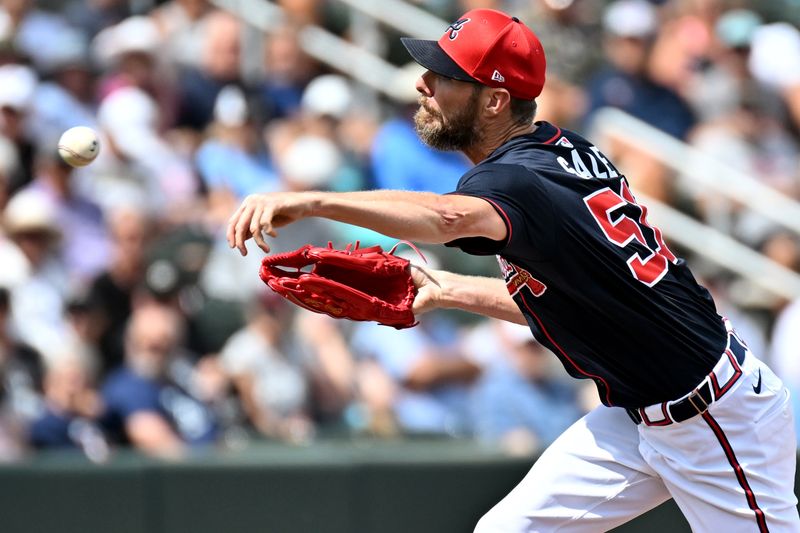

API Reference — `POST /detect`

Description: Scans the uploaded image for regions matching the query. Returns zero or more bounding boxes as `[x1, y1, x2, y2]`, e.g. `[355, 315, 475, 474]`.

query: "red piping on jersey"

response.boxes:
[639, 404, 671, 426]
[711, 348, 742, 398]
[479, 197, 513, 245]
[702, 411, 769, 532]
[542, 126, 562, 145]
[520, 293, 614, 406]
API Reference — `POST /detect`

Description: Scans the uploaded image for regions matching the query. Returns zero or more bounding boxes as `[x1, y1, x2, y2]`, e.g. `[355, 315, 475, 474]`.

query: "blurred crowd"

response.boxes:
[0, 0, 798, 462]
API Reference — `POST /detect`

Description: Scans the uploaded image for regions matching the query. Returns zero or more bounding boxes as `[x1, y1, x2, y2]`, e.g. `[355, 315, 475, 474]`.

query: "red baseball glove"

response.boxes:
[259, 242, 420, 329]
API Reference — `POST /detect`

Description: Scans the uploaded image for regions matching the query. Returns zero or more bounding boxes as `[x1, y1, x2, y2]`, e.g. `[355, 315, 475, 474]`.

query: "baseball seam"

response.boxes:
[58, 145, 95, 163]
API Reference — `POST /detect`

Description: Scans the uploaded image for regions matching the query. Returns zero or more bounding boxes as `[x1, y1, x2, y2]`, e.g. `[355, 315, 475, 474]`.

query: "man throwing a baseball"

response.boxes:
[227, 9, 799, 532]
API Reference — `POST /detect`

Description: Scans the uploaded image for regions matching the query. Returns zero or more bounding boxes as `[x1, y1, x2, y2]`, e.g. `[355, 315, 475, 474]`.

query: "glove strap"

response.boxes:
[389, 240, 427, 264]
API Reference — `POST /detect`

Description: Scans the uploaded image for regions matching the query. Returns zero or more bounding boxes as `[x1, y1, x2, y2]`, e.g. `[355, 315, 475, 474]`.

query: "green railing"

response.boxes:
[0, 439, 729, 533]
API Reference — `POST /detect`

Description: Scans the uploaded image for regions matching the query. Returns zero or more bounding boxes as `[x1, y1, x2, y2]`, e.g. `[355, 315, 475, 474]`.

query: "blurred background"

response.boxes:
[0, 0, 798, 531]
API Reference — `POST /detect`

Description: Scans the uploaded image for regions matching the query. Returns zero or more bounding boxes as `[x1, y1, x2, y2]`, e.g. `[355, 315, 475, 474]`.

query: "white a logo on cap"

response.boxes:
[447, 18, 471, 40]
[492, 70, 505, 83]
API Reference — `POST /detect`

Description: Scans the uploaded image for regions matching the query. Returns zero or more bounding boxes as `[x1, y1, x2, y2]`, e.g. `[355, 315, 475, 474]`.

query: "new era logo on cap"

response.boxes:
[401, 9, 547, 100]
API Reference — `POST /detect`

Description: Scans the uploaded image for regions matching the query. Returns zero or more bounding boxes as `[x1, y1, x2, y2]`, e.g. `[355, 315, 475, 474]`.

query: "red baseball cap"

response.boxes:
[401, 9, 546, 100]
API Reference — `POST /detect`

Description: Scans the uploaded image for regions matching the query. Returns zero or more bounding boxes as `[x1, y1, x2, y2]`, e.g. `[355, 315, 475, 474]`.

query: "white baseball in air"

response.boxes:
[57, 126, 100, 167]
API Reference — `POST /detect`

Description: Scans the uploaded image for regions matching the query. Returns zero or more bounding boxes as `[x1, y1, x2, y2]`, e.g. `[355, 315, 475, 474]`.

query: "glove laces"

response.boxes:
[325, 240, 426, 264]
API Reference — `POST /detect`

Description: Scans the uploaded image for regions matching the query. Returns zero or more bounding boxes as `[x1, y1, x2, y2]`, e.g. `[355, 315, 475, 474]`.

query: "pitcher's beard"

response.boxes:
[413, 95, 483, 152]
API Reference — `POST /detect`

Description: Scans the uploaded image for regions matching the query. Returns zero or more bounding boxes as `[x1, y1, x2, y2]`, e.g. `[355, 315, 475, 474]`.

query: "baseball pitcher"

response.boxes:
[227, 9, 799, 532]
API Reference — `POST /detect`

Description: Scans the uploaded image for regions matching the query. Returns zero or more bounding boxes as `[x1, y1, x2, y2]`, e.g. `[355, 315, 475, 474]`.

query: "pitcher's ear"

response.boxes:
[484, 87, 512, 117]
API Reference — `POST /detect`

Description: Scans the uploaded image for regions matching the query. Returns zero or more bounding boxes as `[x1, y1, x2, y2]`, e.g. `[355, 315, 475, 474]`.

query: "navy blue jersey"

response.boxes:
[446, 121, 727, 408]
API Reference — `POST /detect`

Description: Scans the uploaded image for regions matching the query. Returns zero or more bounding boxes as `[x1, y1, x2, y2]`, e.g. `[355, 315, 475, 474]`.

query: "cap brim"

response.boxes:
[400, 38, 476, 82]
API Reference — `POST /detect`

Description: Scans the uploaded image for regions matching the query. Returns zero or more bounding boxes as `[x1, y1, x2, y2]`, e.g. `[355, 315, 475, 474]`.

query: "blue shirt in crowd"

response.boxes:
[101, 368, 217, 446]
[584, 67, 696, 139]
[371, 118, 470, 194]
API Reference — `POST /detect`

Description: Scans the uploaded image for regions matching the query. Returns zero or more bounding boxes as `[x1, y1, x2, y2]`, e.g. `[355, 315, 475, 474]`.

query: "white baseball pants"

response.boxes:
[474, 350, 800, 532]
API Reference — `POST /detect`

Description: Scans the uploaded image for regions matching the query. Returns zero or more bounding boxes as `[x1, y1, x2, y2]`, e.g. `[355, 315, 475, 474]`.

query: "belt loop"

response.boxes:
[626, 408, 642, 425]
[729, 333, 747, 366]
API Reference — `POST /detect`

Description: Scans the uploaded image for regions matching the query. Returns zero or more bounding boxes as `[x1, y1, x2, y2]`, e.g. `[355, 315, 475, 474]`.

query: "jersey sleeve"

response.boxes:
[445, 164, 555, 259]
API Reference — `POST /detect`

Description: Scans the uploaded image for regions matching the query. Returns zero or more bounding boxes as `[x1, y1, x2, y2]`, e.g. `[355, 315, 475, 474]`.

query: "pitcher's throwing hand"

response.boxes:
[226, 192, 316, 255]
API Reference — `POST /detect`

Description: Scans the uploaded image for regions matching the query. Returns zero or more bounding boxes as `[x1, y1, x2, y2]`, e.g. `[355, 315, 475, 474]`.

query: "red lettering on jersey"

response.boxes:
[583, 181, 677, 287]
[498, 257, 547, 297]
[620, 181, 676, 263]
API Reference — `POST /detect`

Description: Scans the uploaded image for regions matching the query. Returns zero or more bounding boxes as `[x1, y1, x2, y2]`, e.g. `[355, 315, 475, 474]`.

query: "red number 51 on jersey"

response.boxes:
[584, 180, 677, 287]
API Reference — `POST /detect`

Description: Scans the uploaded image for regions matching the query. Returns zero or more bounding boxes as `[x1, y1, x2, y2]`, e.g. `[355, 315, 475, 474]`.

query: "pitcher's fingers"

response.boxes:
[248, 203, 264, 238]
[412, 295, 431, 315]
[226, 201, 249, 247]
[259, 207, 280, 239]
[250, 205, 270, 253]
[234, 204, 256, 255]
[252, 231, 270, 253]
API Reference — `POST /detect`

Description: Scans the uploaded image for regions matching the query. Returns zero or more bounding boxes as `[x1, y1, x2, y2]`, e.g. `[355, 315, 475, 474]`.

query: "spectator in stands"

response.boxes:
[0, 134, 20, 211]
[0, 286, 44, 424]
[90, 17, 197, 215]
[195, 84, 279, 226]
[759, 230, 800, 274]
[369, 101, 470, 195]
[198, 118, 350, 306]
[686, 9, 768, 123]
[0, 64, 38, 194]
[94, 85, 197, 216]
[687, 71, 799, 253]
[93, 16, 175, 126]
[466, 320, 585, 455]
[644, 0, 716, 100]
[522, 0, 604, 86]
[276, 0, 323, 26]
[749, 21, 800, 132]
[63, 0, 129, 39]
[350, 313, 480, 436]
[29, 26, 97, 147]
[0, 0, 73, 71]
[585, 0, 696, 140]
[25, 146, 110, 285]
[139, 221, 245, 357]
[176, 10, 246, 130]
[0, 285, 37, 462]
[297, 75, 391, 245]
[584, 0, 697, 202]
[268, 120, 350, 251]
[0, 391, 25, 461]
[298, 74, 373, 192]
[3, 188, 71, 363]
[352, 349, 398, 436]
[87, 207, 150, 376]
[687, 9, 798, 203]
[219, 293, 313, 443]
[295, 313, 358, 429]
[151, 0, 215, 70]
[299, 74, 355, 137]
[29, 349, 108, 463]
[101, 303, 217, 457]
[260, 23, 319, 119]
[518, 0, 601, 128]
